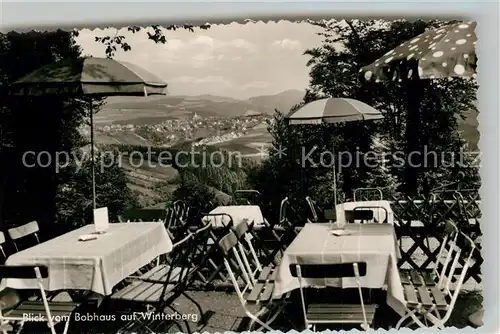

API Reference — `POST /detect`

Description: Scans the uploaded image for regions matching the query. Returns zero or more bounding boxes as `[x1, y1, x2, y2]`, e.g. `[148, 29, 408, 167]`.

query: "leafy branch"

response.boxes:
[91, 24, 211, 58]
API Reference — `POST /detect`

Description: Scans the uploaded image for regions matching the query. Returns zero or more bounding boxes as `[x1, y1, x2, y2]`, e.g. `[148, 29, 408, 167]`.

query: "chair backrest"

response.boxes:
[435, 227, 476, 324]
[289, 262, 367, 279]
[336, 201, 394, 225]
[305, 196, 318, 222]
[7, 221, 39, 241]
[0, 232, 5, 260]
[218, 231, 255, 304]
[151, 229, 203, 308]
[7, 221, 40, 252]
[0, 265, 49, 279]
[436, 225, 474, 292]
[345, 210, 374, 223]
[201, 213, 234, 229]
[230, 220, 263, 284]
[0, 265, 55, 332]
[279, 197, 289, 225]
[291, 262, 370, 328]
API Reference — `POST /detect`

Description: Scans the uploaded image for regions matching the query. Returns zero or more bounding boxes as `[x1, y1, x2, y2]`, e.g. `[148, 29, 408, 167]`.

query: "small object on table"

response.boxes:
[78, 234, 98, 241]
[93, 207, 109, 234]
[330, 229, 352, 236]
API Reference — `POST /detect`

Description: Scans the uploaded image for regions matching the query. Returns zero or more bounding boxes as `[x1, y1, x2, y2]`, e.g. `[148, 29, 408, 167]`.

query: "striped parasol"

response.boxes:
[287, 98, 383, 206]
[9, 57, 168, 209]
[10, 57, 167, 96]
[287, 98, 383, 124]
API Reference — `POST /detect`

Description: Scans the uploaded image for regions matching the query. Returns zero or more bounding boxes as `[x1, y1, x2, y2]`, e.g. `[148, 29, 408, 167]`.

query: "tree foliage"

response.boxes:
[85, 24, 211, 58]
[248, 19, 479, 221]
[0, 31, 138, 234]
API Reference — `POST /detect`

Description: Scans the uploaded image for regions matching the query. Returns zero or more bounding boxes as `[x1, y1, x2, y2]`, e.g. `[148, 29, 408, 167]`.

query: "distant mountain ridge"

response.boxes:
[98, 90, 478, 150]
[98, 89, 306, 124]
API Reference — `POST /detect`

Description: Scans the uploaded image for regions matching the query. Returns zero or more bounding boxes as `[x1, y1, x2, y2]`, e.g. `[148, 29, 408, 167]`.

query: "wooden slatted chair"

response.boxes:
[291, 262, 376, 331]
[7, 221, 40, 252]
[218, 231, 289, 331]
[111, 223, 217, 333]
[0, 265, 80, 334]
[231, 220, 277, 286]
[398, 220, 459, 294]
[246, 197, 297, 268]
[396, 228, 476, 329]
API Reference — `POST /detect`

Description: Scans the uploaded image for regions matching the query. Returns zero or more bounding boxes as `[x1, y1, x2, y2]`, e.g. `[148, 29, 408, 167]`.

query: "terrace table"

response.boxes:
[273, 223, 406, 315]
[3, 222, 172, 296]
[203, 205, 266, 228]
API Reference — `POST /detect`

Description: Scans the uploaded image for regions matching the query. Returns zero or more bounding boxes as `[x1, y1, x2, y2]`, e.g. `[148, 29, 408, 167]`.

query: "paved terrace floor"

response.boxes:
[12, 287, 482, 333]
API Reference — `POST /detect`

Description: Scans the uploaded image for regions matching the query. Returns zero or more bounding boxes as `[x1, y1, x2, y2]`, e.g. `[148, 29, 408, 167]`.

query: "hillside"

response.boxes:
[96, 90, 306, 126]
[93, 91, 478, 207]
[248, 89, 305, 113]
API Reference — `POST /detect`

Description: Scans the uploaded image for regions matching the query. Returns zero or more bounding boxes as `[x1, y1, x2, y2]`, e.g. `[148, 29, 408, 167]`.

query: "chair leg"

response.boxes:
[245, 311, 273, 331]
[181, 291, 206, 325]
[395, 311, 414, 329]
[62, 316, 72, 334]
[167, 305, 193, 334]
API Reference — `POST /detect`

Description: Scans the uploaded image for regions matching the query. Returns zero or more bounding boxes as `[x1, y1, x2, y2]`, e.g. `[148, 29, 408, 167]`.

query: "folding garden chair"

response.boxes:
[0, 265, 80, 334]
[247, 197, 297, 267]
[292, 262, 377, 331]
[398, 220, 459, 288]
[192, 213, 235, 285]
[111, 222, 218, 333]
[396, 228, 476, 329]
[231, 220, 277, 286]
[7, 221, 40, 252]
[218, 231, 290, 331]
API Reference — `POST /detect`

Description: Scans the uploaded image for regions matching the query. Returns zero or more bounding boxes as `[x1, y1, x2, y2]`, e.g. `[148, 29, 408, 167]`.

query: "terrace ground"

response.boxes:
[13, 237, 483, 333]
[16, 288, 482, 333]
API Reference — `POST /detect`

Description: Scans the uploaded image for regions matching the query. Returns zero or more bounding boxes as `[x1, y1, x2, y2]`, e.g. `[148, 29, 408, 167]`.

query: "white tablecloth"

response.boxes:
[273, 223, 405, 315]
[3, 222, 172, 296]
[336, 200, 395, 225]
[203, 205, 265, 228]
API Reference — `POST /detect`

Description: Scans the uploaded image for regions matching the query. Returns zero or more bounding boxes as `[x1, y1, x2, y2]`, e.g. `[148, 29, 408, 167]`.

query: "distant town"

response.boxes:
[81, 112, 271, 148]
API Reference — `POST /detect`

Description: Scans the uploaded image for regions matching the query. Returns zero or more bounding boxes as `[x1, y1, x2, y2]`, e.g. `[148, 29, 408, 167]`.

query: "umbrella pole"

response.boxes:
[332, 145, 337, 207]
[89, 99, 96, 210]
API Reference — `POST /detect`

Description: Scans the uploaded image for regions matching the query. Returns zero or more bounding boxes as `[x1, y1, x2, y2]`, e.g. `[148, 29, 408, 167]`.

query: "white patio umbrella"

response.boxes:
[286, 98, 384, 206]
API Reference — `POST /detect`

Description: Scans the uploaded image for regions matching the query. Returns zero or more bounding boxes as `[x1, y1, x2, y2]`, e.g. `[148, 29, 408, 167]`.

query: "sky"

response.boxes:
[75, 21, 325, 99]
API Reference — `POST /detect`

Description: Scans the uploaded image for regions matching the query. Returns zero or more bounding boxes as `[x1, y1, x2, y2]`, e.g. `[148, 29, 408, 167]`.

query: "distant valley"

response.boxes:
[88, 90, 478, 207]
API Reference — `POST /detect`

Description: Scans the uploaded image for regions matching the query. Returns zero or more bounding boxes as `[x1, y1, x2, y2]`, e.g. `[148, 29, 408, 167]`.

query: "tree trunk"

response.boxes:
[403, 79, 426, 196]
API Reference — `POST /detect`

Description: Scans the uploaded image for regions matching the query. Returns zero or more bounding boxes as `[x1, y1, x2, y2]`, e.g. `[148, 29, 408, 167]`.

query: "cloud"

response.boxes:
[171, 76, 232, 86]
[158, 36, 256, 68]
[272, 39, 302, 50]
[228, 38, 256, 51]
[240, 81, 270, 89]
[162, 36, 255, 53]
